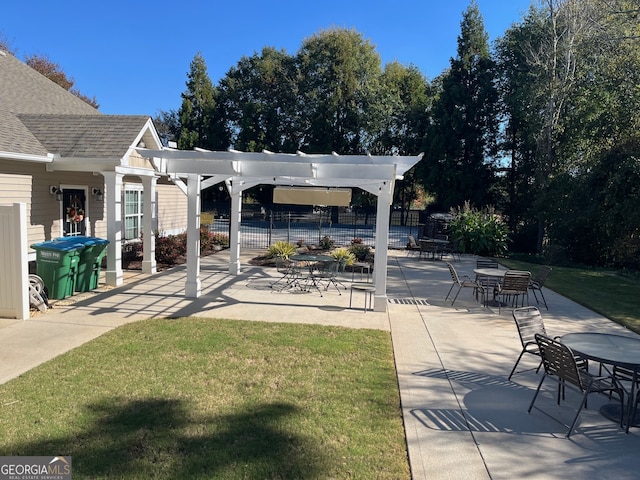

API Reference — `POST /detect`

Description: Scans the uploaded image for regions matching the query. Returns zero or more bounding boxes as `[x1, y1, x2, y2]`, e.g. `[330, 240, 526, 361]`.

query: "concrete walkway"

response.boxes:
[2, 251, 640, 478]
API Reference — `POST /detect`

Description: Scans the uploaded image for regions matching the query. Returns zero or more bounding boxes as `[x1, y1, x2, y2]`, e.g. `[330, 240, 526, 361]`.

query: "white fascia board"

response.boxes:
[45, 157, 121, 172]
[314, 163, 396, 181]
[239, 161, 313, 178]
[165, 158, 238, 176]
[114, 165, 158, 177]
[0, 151, 56, 163]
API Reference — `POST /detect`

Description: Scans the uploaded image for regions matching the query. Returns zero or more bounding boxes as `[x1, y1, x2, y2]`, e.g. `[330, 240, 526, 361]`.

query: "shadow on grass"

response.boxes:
[8, 397, 326, 479]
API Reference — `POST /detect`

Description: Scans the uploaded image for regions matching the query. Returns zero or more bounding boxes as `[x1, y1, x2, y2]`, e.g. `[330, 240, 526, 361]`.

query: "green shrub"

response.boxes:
[348, 240, 371, 261]
[449, 202, 509, 257]
[330, 247, 356, 266]
[266, 241, 298, 259]
[319, 235, 335, 250]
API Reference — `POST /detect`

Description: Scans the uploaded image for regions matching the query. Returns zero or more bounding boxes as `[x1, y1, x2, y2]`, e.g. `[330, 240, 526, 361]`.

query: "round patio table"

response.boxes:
[561, 332, 640, 432]
[472, 268, 507, 278]
[290, 254, 336, 295]
[473, 268, 507, 307]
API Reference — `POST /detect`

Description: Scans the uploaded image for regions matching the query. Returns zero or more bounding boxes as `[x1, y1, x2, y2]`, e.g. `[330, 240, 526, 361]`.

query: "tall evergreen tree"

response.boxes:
[423, 1, 499, 211]
[177, 52, 228, 150]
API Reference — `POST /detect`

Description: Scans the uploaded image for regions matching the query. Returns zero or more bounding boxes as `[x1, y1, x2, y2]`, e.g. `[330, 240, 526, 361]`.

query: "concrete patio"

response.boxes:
[2, 250, 640, 478]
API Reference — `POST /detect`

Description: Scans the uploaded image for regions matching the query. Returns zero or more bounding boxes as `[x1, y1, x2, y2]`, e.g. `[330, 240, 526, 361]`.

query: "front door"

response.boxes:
[63, 189, 86, 236]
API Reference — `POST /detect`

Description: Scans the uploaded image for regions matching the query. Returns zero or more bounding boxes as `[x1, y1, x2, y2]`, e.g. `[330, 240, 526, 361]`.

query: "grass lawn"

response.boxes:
[0, 318, 409, 479]
[499, 258, 640, 334]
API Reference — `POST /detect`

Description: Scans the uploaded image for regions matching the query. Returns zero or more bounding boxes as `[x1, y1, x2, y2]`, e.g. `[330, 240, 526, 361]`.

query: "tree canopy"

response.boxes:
[158, 2, 640, 268]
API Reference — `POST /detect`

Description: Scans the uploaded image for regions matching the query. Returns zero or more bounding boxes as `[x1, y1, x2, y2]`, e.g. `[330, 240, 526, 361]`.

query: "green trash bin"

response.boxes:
[60, 236, 110, 292]
[31, 239, 85, 300]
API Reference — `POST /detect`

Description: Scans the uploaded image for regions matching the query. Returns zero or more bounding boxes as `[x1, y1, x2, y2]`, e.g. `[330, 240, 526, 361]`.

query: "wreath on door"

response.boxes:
[66, 196, 85, 223]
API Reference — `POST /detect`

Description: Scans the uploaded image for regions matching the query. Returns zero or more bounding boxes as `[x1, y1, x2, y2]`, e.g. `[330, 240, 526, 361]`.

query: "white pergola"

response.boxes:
[137, 148, 423, 312]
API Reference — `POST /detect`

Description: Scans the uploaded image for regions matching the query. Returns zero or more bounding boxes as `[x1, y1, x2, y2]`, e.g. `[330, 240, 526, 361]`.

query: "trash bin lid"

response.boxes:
[55, 236, 96, 247]
[31, 238, 85, 251]
[60, 236, 110, 246]
[87, 237, 110, 246]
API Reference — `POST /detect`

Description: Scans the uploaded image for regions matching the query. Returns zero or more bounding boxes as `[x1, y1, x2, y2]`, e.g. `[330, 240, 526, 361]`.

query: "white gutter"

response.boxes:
[0, 151, 56, 163]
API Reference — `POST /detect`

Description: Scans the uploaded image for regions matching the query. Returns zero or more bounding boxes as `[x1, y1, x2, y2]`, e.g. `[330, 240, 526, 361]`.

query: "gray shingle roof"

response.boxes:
[0, 51, 99, 116]
[0, 109, 49, 155]
[17, 114, 151, 158]
[0, 50, 153, 160]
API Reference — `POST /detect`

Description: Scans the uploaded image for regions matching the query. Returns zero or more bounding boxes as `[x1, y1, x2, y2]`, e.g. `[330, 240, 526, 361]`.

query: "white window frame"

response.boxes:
[123, 184, 144, 241]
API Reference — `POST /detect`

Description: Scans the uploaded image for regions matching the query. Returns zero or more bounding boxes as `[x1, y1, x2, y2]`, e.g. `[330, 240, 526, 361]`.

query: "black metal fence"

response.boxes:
[206, 208, 427, 250]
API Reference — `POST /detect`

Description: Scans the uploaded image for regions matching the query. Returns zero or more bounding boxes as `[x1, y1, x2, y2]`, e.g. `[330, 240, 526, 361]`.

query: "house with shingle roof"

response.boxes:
[0, 49, 187, 315]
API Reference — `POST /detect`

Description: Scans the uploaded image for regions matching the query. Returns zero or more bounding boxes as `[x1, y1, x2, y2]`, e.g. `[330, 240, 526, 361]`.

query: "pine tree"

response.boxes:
[423, 1, 499, 210]
[177, 53, 227, 150]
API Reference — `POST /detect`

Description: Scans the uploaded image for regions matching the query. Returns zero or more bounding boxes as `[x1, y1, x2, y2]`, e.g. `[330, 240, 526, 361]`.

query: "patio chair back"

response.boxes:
[535, 333, 582, 387]
[445, 262, 482, 306]
[508, 307, 546, 380]
[528, 333, 624, 437]
[530, 266, 552, 309]
[476, 258, 499, 269]
[475, 258, 500, 299]
[275, 256, 292, 274]
[407, 235, 421, 255]
[315, 259, 347, 294]
[495, 270, 531, 312]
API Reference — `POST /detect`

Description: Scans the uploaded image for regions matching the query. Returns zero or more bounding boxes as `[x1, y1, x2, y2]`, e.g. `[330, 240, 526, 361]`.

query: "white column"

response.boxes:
[373, 181, 392, 312]
[229, 188, 242, 275]
[103, 171, 124, 286]
[141, 175, 157, 274]
[185, 173, 201, 298]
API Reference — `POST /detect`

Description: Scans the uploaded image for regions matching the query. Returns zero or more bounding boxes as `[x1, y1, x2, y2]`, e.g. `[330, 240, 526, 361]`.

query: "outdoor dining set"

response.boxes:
[445, 258, 551, 312]
[509, 306, 640, 437]
[443, 255, 640, 437]
[269, 253, 375, 311]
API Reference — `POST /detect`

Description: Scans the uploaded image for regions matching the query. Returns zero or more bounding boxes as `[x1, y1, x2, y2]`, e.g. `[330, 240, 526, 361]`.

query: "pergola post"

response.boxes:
[141, 175, 157, 274]
[185, 173, 201, 298]
[229, 188, 242, 275]
[373, 181, 392, 312]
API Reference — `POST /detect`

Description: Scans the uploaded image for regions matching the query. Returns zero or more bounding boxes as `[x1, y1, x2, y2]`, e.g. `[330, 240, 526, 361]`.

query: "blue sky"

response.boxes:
[2, 0, 532, 116]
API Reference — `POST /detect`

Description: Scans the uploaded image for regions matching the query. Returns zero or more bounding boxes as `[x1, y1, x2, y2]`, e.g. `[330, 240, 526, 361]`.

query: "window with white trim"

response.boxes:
[124, 185, 144, 240]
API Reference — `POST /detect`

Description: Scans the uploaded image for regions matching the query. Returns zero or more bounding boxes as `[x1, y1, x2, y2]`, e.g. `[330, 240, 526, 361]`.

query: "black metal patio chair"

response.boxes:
[445, 262, 484, 306]
[529, 266, 552, 310]
[495, 270, 531, 313]
[528, 333, 625, 437]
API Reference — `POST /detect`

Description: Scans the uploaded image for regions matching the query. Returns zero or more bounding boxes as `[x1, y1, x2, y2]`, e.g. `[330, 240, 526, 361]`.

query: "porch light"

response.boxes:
[49, 185, 63, 201]
[92, 188, 104, 202]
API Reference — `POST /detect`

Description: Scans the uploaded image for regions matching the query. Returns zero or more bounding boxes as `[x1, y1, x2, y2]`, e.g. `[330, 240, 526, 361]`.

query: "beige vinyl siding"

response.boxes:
[157, 183, 188, 235]
[0, 160, 106, 249]
[0, 173, 35, 244]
